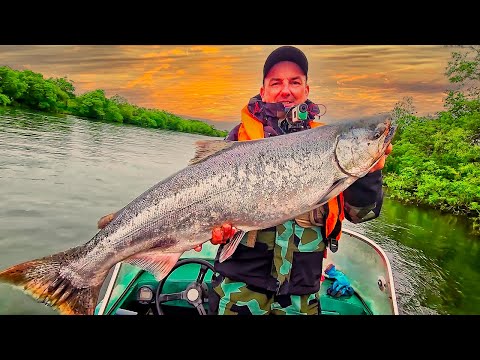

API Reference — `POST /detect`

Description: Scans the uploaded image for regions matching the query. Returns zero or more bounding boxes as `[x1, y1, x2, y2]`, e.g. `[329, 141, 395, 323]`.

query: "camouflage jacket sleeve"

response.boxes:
[343, 170, 384, 223]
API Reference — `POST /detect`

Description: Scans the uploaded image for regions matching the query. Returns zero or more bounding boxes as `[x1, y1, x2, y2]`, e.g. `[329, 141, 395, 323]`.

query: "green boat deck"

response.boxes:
[95, 229, 398, 315]
[96, 262, 372, 315]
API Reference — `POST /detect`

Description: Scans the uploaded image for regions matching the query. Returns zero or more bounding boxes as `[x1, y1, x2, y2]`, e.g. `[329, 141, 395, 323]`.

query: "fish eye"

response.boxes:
[373, 124, 386, 139]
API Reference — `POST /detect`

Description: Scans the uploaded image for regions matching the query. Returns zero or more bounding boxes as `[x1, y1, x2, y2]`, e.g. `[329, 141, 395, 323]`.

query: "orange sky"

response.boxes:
[0, 45, 461, 130]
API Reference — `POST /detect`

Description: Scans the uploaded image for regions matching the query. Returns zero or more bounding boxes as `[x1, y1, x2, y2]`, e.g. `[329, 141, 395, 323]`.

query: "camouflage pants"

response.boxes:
[209, 274, 320, 315]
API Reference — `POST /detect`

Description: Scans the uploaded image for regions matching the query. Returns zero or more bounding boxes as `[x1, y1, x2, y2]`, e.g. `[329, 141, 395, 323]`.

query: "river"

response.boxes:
[0, 108, 478, 315]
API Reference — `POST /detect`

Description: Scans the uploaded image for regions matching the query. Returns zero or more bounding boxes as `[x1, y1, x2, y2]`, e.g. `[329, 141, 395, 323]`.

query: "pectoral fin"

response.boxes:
[123, 249, 183, 281]
[218, 230, 246, 263]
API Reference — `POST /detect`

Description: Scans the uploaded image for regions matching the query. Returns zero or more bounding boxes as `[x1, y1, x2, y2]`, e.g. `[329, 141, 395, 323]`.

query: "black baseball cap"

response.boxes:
[263, 46, 309, 82]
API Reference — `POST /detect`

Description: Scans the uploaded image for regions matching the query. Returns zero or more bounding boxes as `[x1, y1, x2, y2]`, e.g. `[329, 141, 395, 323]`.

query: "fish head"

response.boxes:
[335, 113, 397, 177]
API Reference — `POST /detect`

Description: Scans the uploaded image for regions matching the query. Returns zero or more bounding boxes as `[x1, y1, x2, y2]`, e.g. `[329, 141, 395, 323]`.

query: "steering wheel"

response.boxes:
[155, 258, 216, 315]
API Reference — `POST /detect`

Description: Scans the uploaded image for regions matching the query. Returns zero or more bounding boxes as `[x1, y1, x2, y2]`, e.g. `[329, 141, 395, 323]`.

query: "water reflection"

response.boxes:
[348, 198, 480, 314]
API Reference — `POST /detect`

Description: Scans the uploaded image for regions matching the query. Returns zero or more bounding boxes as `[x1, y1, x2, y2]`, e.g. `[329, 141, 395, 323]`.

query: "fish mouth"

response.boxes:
[368, 119, 397, 174]
[384, 119, 397, 146]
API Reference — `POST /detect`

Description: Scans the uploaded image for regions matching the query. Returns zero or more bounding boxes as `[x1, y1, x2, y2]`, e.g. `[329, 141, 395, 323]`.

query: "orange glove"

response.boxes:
[211, 223, 237, 245]
[193, 223, 238, 252]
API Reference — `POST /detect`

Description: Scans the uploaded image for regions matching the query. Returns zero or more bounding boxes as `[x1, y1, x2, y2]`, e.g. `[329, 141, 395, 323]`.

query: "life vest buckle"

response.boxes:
[328, 238, 339, 253]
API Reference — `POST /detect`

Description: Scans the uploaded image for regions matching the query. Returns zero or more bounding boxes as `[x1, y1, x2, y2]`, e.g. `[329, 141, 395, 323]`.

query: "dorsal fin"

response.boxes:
[189, 140, 234, 165]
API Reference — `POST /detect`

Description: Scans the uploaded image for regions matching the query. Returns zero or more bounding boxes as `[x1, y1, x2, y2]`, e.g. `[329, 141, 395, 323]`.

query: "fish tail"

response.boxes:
[0, 250, 101, 315]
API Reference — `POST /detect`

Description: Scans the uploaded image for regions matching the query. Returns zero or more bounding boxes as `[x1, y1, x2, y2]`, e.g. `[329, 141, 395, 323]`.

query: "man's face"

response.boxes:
[260, 61, 309, 107]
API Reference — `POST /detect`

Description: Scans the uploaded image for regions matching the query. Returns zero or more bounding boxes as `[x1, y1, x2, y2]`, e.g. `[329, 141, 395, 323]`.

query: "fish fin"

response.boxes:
[218, 230, 246, 263]
[0, 248, 104, 315]
[189, 140, 235, 165]
[123, 249, 183, 281]
[315, 177, 356, 206]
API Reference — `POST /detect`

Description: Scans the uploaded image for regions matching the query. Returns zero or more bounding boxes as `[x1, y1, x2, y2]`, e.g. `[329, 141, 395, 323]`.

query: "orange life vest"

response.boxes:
[237, 105, 344, 254]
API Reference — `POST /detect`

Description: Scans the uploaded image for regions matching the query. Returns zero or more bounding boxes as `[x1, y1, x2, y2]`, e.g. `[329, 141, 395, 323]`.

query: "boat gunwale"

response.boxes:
[342, 227, 399, 315]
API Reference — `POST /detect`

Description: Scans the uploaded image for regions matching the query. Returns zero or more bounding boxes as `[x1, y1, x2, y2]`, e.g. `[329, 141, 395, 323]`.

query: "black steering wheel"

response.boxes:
[155, 258, 216, 315]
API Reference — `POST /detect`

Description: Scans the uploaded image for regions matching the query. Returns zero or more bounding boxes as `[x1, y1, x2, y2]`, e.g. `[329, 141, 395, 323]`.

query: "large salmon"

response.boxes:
[0, 113, 396, 315]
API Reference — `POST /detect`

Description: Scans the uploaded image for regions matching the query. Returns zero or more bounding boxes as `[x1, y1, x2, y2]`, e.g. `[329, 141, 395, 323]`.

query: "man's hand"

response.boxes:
[368, 143, 393, 173]
[193, 223, 238, 252]
[97, 212, 116, 229]
[211, 223, 237, 245]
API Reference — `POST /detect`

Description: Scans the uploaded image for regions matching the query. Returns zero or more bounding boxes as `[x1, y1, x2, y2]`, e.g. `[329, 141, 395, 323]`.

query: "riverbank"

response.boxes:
[0, 65, 228, 138]
[382, 108, 480, 236]
[383, 188, 479, 237]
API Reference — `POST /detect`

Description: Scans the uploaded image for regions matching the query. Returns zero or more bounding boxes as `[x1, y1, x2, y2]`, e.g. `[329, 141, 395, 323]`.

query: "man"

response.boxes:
[98, 46, 392, 315]
[205, 46, 392, 315]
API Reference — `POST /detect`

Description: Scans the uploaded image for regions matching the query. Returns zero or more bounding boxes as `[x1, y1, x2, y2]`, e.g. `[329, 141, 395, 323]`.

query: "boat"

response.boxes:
[94, 228, 399, 315]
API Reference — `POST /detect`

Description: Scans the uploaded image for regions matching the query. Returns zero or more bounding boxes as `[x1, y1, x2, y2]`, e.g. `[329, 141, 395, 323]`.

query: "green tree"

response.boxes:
[0, 93, 11, 106]
[49, 76, 75, 98]
[384, 47, 480, 234]
[0, 66, 28, 101]
[75, 90, 108, 119]
[19, 70, 61, 112]
[444, 45, 480, 118]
